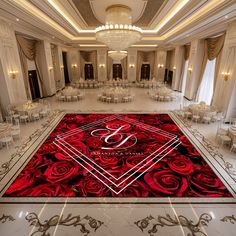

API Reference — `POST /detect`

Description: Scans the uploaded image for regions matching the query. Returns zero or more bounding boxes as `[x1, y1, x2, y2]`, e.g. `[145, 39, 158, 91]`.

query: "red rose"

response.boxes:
[160, 114, 173, 123]
[94, 154, 119, 169]
[44, 161, 80, 183]
[55, 152, 71, 161]
[167, 156, 194, 175]
[189, 167, 232, 197]
[63, 139, 87, 154]
[5, 170, 35, 195]
[114, 180, 150, 197]
[25, 154, 53, 170]
[123, 154, 158, 173]
[106, 120, 132, 131]
[18, 183, 76, 197]
[86, 137, 102, 150]
[144, 168, 188, 196]
[38, 143, 58, 155]
[161, 124, 180, 134]
[26, 153, 42, 169]
[179, 135, 192, 148]
[73, 176, 108, 197]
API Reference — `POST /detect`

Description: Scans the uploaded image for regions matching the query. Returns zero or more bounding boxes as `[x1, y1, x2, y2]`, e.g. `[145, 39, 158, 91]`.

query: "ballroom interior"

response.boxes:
[0, 0, 236, 235]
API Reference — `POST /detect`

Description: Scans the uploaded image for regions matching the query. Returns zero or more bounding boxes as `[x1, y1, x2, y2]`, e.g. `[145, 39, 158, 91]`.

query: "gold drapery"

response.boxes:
[16, 34, 46, 97]
[196, 34, 225, 100]
[121, 57, 127, 79]
[178, 45, 189, 91]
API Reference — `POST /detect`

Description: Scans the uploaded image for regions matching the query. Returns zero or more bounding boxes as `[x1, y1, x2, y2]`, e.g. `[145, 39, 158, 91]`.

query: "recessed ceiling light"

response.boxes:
[186, 34, 190, 37]
[225, 15, 228, 19]
[16, 18, 19, 21]
[52, 36, 55, 38]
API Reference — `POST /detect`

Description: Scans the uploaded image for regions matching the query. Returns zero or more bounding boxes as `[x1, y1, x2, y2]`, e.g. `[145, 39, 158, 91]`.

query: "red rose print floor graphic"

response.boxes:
[3, 114, 232, 197]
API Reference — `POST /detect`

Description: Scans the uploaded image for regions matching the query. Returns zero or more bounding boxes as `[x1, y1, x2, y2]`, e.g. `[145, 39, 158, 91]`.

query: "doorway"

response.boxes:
[62, 51, 70, 84]
[28, 70, 41, 100]
[84, 63, 94, 80]
[140, 64, 150, 80]
[113, 64, 122, 79]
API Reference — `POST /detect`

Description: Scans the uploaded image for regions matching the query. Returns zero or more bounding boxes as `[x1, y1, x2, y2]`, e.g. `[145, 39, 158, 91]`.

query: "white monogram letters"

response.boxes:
[91, 125, 137, 150]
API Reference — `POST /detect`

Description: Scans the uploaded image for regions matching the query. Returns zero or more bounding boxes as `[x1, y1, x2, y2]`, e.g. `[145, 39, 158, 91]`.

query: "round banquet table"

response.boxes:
[188, 104, 216, 118]
[14, 102, 43, 115]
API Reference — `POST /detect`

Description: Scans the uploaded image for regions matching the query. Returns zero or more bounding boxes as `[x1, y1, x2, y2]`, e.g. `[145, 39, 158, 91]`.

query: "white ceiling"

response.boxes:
[89, 0, 147, 23]
[0, 0, 235, 48]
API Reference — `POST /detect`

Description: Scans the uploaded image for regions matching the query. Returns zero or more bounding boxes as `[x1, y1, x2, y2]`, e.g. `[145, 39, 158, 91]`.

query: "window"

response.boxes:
[181, 60, 189, 94]
[197, 59, 216, 105]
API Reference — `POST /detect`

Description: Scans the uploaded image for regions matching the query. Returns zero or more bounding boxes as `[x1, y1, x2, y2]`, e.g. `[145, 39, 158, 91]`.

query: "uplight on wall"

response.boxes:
[222, 72, 230, 81]
[158, 64, 164, 68]
[48, 66, 53, 72]
[129, 64, 135, 68]
[188, 67, 192, 73]
[173, 66, 176, 70]
[72, 64, 77, 69]
[60, 65, 64, 70]
[9, 70, 18, 79]
[99, 64, 105, 68]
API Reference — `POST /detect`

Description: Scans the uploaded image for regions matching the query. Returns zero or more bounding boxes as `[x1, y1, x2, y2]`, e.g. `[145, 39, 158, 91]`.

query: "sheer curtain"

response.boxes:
[197, 59, 216, 105]
[181, 60, 189, 94]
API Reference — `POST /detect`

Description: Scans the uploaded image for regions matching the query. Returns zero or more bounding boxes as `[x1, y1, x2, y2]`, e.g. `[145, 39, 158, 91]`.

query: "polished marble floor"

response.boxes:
[0, 88, 236, 236]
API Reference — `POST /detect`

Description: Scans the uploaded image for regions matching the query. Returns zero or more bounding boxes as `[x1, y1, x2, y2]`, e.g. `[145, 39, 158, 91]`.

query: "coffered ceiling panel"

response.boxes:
[135, 0, 166, 27]
[71, 0, 101, 27]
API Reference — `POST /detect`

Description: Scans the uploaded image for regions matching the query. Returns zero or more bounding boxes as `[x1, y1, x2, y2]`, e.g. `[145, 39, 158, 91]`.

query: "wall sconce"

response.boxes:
[99, 64, 105, 68]
[222, 72, 230, 81]
[60, 65, 64, 70]
[158, 64, 164, 68]
[129, 64, 135, 68]
[72, 64, 77, 69]
[48, 66, 53, 72]
[188, 67, 192, 73]
[173, 66, 176, 70]
[9, 70, 18, 79]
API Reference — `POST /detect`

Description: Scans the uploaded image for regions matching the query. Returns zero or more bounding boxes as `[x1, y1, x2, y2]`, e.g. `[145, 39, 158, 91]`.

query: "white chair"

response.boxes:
[106, 97, 112, 103]
[202, 113, 212, 124]
[78, 94, 83, 100]
[31, 112, 40, 121]
[192, 112, 201, 123]
[159, 95, 164, 101]
[66, 95, 72, 102]
[11, 128, 20, 140]
[59, 95, 65, 102]
[5, 116, 13, 124]
[72, 95, 78, 101]
[39, 109, 48, 118]
[123, 97, 129, 103]
[164, 95, 171, 102]
[230, 143, 236, 152]
[0, 134, 13, 149]
[219, 135, 231, 148]
[19, 113, 29, 124]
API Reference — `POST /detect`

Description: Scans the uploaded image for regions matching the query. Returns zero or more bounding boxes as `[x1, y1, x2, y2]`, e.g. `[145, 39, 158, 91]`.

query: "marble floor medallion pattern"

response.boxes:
[1, 113, 233, 201]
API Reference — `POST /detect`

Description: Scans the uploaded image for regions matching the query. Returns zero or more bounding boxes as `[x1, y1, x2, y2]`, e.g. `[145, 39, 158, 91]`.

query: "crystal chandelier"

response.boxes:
[108, 50, 127, 61]
[95, 5, 142, 51]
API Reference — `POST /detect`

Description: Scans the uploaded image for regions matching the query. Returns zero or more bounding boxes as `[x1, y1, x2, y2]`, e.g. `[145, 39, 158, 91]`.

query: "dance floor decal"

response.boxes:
[3, 114, 232, 197]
